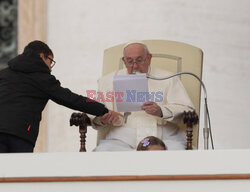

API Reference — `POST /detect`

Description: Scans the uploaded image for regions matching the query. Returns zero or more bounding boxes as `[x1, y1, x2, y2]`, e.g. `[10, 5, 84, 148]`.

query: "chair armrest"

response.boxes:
[70, 112, 91, 152]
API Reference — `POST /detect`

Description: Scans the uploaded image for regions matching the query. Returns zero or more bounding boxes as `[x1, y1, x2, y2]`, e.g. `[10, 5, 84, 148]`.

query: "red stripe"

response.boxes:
[27, 125, 31, 131]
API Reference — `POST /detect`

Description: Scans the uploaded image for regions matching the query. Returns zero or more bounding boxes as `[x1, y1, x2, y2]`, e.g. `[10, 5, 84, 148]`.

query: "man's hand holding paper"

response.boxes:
[141, 101, 163, 117]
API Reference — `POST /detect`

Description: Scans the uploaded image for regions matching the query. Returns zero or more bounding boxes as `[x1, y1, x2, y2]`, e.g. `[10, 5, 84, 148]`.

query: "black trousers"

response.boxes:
[0, 133, 34, 153]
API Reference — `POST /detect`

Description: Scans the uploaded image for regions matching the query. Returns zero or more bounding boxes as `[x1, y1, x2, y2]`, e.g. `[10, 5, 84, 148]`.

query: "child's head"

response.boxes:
[137, 136, 167, 151]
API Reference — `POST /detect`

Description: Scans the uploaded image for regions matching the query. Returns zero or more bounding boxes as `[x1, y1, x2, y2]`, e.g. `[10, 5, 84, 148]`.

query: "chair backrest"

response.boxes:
[100, 40, 203, 148]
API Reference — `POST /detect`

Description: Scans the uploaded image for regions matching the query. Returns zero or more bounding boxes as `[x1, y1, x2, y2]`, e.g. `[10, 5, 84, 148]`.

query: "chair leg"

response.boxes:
[186, 126, 193, 150]
[79, 123, 87, 152]
[183, 111, 199, 150]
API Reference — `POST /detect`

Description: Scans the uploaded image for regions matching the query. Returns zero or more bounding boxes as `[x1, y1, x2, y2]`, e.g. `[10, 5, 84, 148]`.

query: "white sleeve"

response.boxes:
[161, 76, 194, 124]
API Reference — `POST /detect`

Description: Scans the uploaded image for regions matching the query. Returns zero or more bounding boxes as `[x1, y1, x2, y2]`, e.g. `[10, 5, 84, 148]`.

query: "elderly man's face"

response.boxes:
[122, 43, 152, 74]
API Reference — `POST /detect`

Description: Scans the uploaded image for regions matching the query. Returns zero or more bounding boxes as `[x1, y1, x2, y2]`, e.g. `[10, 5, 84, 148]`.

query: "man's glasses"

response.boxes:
[125, 57, 147, 67]
[48, 57, 56, 68]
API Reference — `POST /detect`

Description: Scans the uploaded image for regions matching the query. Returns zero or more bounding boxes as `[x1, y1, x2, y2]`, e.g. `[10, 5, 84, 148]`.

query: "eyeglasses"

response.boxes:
[125, 57, 147, 67]
[47, 57, 56, 68]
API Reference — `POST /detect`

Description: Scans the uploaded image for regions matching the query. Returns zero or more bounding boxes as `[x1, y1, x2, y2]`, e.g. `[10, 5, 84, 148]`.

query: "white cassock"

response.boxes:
[92, 67, 194, 151]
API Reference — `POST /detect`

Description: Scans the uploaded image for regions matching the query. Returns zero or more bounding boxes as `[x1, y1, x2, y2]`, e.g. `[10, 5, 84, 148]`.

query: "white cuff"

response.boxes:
[159, 104, 173, 119]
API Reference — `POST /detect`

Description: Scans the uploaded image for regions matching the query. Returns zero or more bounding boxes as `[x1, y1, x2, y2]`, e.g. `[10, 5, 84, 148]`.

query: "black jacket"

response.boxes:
[0, 54, 108, 145]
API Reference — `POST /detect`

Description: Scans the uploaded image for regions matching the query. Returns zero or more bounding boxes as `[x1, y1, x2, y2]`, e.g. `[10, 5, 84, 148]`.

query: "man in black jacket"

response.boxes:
[0, 40, 118, 153]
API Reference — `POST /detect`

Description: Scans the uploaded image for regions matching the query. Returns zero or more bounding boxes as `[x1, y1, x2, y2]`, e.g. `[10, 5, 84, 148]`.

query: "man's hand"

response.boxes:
[100, 110, 119, 125]
[141, 101, 163, 117]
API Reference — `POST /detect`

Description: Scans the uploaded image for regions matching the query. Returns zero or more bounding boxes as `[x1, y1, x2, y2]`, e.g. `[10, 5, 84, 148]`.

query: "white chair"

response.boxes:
[71, 40, 202, 151]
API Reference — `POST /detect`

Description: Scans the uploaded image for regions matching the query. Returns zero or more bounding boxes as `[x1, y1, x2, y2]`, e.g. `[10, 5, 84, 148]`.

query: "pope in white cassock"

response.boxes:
[92, 42, 194, 151]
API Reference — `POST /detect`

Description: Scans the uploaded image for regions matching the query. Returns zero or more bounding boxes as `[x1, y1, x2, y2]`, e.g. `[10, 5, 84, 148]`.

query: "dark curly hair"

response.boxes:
[23, 40, 53, 58]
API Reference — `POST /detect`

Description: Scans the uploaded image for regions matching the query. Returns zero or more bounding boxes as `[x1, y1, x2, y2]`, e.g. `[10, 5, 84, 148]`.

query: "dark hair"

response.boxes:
[23, 40, 53, 58]
[137, 136, 167, 151]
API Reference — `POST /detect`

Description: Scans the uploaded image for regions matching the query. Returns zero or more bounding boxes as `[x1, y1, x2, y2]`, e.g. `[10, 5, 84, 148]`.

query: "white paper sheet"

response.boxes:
[113, 73, 148, 112]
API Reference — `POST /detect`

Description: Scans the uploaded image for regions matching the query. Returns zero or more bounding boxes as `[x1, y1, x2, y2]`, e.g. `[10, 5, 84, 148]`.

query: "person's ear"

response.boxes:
[147, 53, 152, 66]
[39, 53, 45, 60]
[122, 57, 126, 63]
